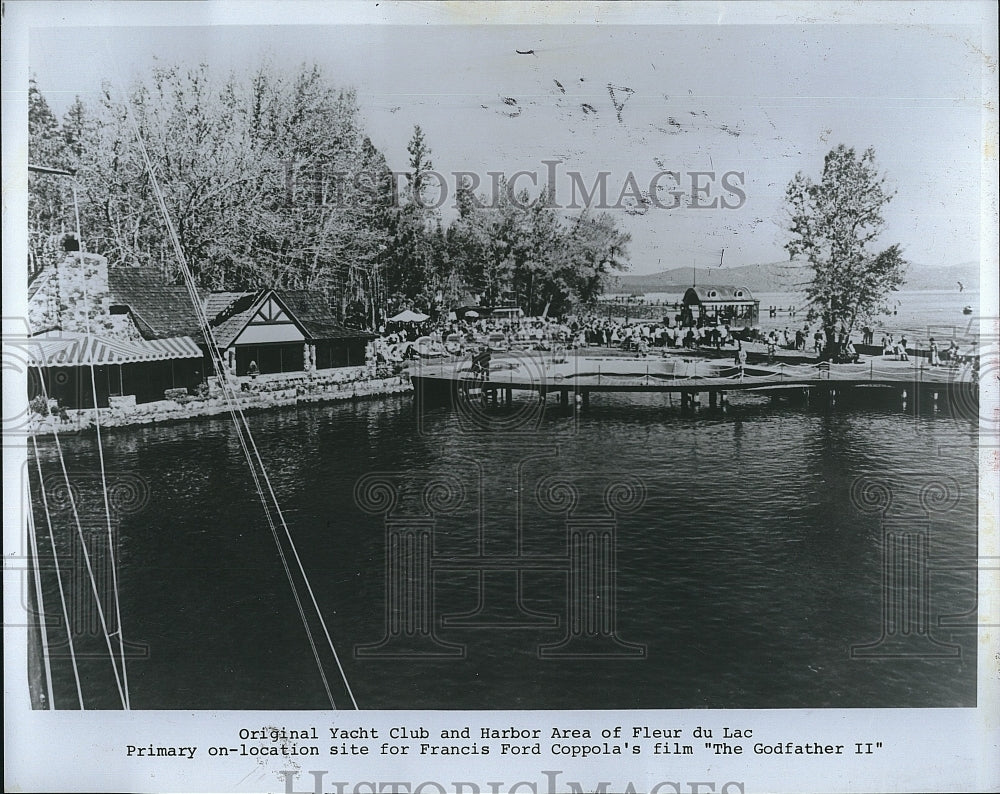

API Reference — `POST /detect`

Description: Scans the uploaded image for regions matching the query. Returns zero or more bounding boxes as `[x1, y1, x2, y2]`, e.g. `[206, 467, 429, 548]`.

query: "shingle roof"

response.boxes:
[205, 291, 268, 348]
[282, 291, 377, 340]
[103, 272, 375, 347]
[203, 291, 252, 320]
[107, 267, 204, 340]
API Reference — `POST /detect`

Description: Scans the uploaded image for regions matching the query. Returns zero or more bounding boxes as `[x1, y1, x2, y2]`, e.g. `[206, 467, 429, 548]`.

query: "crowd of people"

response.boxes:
[365, 310, 977, 373]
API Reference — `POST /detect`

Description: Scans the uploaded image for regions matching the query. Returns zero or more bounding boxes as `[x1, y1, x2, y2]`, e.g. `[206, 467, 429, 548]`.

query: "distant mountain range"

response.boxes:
[616, 260, 981, 295]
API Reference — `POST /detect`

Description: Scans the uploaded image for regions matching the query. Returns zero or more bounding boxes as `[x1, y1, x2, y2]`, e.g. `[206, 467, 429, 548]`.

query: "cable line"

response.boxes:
[124, 100, 358, 709]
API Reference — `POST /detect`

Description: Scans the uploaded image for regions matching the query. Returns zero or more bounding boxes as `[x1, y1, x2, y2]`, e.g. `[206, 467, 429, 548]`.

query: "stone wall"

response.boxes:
[26, 374, 414, 436]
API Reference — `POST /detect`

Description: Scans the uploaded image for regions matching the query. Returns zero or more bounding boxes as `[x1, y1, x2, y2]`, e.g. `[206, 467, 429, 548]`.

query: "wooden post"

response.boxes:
[709, 391, 718, 408]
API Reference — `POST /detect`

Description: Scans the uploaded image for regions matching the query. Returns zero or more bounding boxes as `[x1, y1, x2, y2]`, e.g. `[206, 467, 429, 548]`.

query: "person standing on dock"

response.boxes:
[736, 341, 748, 381]
[929, 338, 940, 366]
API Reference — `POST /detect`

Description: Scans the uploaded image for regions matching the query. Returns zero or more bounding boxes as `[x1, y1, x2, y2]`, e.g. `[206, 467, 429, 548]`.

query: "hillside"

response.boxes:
[617, 260, 981, 295]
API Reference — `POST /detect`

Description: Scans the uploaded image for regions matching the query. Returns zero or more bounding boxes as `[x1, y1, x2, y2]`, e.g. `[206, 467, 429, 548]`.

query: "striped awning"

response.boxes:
[25, 334, 203, 367]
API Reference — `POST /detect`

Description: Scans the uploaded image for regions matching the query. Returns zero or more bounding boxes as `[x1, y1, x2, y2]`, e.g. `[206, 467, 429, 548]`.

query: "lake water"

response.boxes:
[28, 384, 979, 710]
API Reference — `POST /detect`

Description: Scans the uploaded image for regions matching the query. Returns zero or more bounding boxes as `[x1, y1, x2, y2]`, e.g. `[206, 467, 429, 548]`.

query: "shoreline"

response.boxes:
[23, 338, 974, 438]
[23, 373, 412, 439]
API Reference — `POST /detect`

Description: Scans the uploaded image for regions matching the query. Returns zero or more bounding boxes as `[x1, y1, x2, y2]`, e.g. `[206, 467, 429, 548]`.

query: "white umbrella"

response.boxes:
[388, 309, 429, 323]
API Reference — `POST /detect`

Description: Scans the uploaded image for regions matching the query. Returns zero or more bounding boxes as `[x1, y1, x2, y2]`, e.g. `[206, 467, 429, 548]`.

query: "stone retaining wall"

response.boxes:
[25, 374, 413, 437]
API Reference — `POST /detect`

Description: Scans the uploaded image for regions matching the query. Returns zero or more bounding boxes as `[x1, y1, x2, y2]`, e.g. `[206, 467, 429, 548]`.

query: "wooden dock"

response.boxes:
[409, 353, 978, 411]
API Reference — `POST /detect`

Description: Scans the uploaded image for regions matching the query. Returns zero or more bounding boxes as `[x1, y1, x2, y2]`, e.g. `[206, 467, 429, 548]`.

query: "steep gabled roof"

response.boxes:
[203, 288, 376, 348]
[206, 290, 285, 348]
[107, 267, 204, 340]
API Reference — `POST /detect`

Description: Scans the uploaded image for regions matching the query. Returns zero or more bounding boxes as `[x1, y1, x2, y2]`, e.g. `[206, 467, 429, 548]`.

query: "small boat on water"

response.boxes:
[962, 305, 973, 315]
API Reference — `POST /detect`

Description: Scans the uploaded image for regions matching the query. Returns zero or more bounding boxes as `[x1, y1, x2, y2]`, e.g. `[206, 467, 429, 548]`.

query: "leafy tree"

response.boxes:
[29, 63, 398, 326]
[28, 77, 74, 276]
[785, 144, 907, 357]
[27, 69, 633, 325]
[553, 209, 631, 314]
[446, 179, 631, 317]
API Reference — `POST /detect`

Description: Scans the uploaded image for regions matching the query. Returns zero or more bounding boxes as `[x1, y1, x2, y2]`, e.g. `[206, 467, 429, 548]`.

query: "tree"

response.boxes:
[554, 209, 631, 314]
[28, 77, 74, 276]
[382, 126, 439, 310]
[784, 144, 907, 358]
[29, 62, 398, 325]
[445, 179, 631, 317]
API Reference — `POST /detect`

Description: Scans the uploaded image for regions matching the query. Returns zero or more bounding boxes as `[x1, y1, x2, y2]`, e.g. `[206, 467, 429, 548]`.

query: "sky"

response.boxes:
[23, 7, 991, 275]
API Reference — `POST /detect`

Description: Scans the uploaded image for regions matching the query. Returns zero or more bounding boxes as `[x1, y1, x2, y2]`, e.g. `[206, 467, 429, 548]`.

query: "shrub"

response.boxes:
[29, 395, 50, 416]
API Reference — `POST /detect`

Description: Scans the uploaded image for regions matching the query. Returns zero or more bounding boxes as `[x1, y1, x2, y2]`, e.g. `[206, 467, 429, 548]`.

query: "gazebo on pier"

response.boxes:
[681, 285, 759, 328]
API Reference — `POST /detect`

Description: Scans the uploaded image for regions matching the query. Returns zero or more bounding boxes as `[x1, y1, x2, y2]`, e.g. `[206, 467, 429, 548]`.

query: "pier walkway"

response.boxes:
[409, 352, 978, 409]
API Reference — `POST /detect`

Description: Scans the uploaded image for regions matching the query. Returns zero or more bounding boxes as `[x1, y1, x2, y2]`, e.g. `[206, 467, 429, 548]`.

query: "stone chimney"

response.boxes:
[55, 252, 114, 335]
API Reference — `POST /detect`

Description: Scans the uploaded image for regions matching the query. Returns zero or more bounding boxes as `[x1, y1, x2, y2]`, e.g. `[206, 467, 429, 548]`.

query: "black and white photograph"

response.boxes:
[3, 1, 998, 792]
